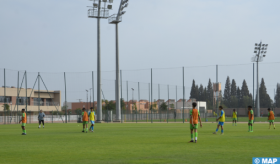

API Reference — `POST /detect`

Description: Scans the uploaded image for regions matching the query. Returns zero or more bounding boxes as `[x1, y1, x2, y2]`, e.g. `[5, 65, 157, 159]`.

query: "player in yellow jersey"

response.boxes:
[213, 106, 225, 135]
[267, 108, 275, 129]
[232, 109, 237, 126]
[19, 109, 27, 135]
[88, 107, 96, 132]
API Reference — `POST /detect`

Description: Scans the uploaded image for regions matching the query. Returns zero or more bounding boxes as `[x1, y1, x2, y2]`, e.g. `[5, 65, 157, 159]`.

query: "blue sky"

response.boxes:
[0, 0, 280, 102]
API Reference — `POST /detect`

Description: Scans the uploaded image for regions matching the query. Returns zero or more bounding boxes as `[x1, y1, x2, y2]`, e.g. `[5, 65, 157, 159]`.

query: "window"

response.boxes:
[33, 98, 44, 106]
[17, 97, 30, 105]
[0, 96, 11, 103]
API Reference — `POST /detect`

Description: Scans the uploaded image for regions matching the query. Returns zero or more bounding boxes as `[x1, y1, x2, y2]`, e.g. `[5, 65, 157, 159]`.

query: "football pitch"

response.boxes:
[1, 123, 279, 164]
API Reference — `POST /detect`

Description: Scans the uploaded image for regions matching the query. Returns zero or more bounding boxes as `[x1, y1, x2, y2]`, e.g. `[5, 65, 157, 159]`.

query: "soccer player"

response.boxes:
[248, 106, 254, 132]
[18, 109, 27, 135]
[88, 107, 96, 132]
[38, 110, 45, 128]
[81, 108, 89, 133]
[267, 108, 275, 129]
[213, 106, 225, 135]
[189, 102, 202, 143]
[232, 109, 237, 126]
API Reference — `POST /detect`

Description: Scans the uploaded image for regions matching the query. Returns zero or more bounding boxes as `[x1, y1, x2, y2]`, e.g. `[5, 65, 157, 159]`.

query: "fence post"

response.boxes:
[25, 71, 28, 122]
[17, 71, 19, 123]
[183, 67, 185, 123]
[38, 72, 40, 113]
[146, 111, 148, 122]
[120, 70, 123, 123]
[4, 68, 6, 125]
[237, 108, 239, 122]
[64, 72, 67, 123]
[137, 82, 140, 123]
[151, 68, 153, 123]
[52, 111, 53, 123]
[167, 85, 169, 123]
[158, 84, 161, 122]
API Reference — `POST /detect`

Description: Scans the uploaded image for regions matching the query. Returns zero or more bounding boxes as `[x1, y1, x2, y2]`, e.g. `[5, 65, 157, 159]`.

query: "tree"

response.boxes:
[241, 80, 250, 97]
[203, 87, 207, 102]
[169, 104, 175, 109]
[206, 79, 213, 109]
[240, 80, 251, 107]
[198, 84, 205, 101]
[61, 105, 68, 113]
[275, 84, 280, 108]
[121, 98, 126, 110]
[75, 108, 82, 115]
[159, 102, 168, 111]
[190, 80, 199, 99]
[231, 79, 237, 97]
[223, 76, 231, 107]
[230, 96, 238, 108]
[150, 100, 157, 111]
[104, 101, 116, 111]
[259, 78, 271, 108]
[242, 96, 253, 108]
[2, 104, 10, 111]
[236, 87, 241, 108]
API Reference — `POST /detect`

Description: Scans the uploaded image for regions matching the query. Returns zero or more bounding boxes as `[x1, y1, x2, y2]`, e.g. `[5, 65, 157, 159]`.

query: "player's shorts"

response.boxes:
[90, 121, 95, 124]
[22, 123, 26, 127]
[218, 122, 224, 126]
[190, 124, 198, 130]
[83, 121, 88, 125]
[232, 118, 237, 121]
[269, 120, 274, 123]
[248, 120, 254, 124]
[39, 120, 44, 124]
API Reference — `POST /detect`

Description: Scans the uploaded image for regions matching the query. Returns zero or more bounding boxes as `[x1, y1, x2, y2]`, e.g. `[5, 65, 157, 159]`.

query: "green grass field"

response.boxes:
[1, 122, 280, 164]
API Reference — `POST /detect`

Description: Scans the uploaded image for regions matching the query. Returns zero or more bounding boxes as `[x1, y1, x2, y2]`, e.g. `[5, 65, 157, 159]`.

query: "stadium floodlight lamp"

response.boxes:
[108, 5, 113, 9]
[121, 3, 128, 10]
[120, 11, 126, 15]
[103, 0, 107, 2]
[122, 0, 129, 5]
[252, 41, 269, 117]
[109, 0, 113, 3]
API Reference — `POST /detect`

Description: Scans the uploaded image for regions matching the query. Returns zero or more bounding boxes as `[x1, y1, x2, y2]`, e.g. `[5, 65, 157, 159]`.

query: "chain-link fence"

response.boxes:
[1, 62, 280, 124]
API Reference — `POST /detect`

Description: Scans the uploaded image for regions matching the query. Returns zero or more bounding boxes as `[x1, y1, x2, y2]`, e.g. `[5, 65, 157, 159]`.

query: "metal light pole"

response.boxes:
[89, 88, 92, 108]
[131, 88, 134, 111]
[86, 90, 89, 110]
[252, 42, 268, 117]
[88, 0, 113, 122]
[108, 0, 129, 122]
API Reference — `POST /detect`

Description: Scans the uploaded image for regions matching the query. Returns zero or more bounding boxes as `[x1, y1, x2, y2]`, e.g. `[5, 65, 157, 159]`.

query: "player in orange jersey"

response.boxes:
[267, 108, 275, 129]
[189, 102, 202, 143]
[19, 109, 27, 135]
[81, 108, 89, 133]
[248, 106, 254, 132]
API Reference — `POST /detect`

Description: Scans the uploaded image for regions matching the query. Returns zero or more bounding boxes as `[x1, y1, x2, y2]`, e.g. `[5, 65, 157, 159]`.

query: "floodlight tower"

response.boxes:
[87, 0, 113, 122]
[108, 0, 129, 122]
[252, 41, 268, 117]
